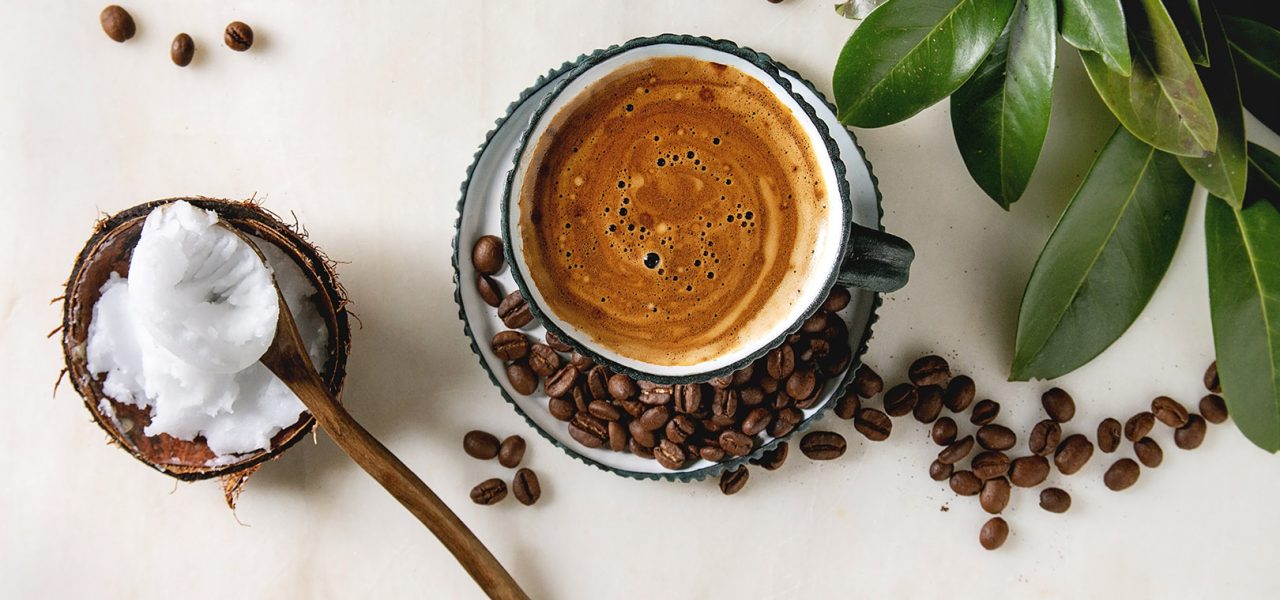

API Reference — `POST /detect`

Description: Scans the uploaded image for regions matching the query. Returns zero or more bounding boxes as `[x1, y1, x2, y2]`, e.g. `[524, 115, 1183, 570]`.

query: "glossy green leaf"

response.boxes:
[1059, 0, 1131, 75]
[951, 0, 1056, 208]
[835, 0, 888, 20]
[1081, 0, 1218, 157]
[1010, 126, 1193, 381]
[1167, 0, 1209, 66]
[1206, 184, 1280, 452]
[833, 0, 1018, 127]
[1223, 16, 1280, 134]
[1177, 4, 1247, 205]
[1246, 142, 1280, 211]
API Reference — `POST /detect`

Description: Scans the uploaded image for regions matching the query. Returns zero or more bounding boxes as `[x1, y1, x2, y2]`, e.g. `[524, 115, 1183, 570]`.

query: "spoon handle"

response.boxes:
[262, 302, 529, 600]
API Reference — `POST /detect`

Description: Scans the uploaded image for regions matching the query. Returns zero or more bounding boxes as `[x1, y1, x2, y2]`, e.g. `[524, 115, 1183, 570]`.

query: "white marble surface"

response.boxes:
[2, 1, 1278, 598]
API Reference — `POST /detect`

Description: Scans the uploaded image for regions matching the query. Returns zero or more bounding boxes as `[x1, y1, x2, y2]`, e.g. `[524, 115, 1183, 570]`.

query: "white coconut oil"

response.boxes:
[86, 201, 330, 459]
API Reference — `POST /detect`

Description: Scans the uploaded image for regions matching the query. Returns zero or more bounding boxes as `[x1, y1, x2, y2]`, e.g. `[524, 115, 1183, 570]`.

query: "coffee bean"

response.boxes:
[527, 343, 561, 377]
[1097, 418, 1122, 453]
[511, 468, 540, 505]
[638, 405, 670, 431]
[771, 390, 794, 411]
[544, 365, 578, 398]
[1200, 394, 1228, 424]
[224, 21, 254, 51]
[740, 407, 773, 436]
[793, 382, 824, 410]
[587, 400, 620, 422]
[1028, 419, 1062, 456]
[1104, 458, 1140, 491]
[494, 435, 524, 468]
[883, 383, 918, 417]
[852, 364, 883, 398]
[785, 367, 817, 400]
[1174, 414, 1207, 449]
[769, 407, 803, 438]
[463, 430, 499, 460]
[979, 517, 1009, 550]
[664, 415, 695, 445]
[1134, 437, 1162, 467]
[497, 292, 534, 328]
[1041, 387, 1076, 423]
[604, 374, 636, 401]
[630, 438, 655, 459]
[608, 420, 627, 451]
[568, 414, 607, 448]
[931, 417, 958, 446]
[943, 375, 976, 412]
[801, 312, 828, 333]
[491, 330, 530, 361]
[758, 375, 780, 395]
[766, 345, 795, 380]
[834, 392, 860, 420]
[538, 330, 569, 353]
[698, 445, 725, 462]
[505, 362, 537, 395]
[655, 439, 687, 470]
[719, 465, 749, 494]
[99, 5, 135, 42]
[619, 398, 644, 418]
[1054, 434, 1094, 475]
[712, 388, 740, 418]
[639, 381, 673, 405]
[547, 397, 574, 421]
[913, 385, 944, 423]
[582, 366, 607, 400]
[929, 459, 953, 481]
[908, 355, 950, 386]
[822, 286, 851, 313]
[980, 477, 1011, 514]
[976, 424, 1016, 451]
[471, 235, 504, 274]
[799, 431, 847, 460]
[970, 399, 999, 425]
[971, 451, 1010, 480]
[1009, 455, 1049, 488]
[739, 386, 765, 407]
[628, 420, 655, 448]
[170, 33, 194, 67]
[571, 385, 590, 413]
[854, 408, 892, 441]
[1152, 396, 1190, 428]
[949, 470, 982, 496]
[731, 363, 755, 387]
[470, 478, 507, 505]
[569, 351, 594, 372]
[1124, 412, 1155, 442]
[819, 345, 853, 377]
[719, 431, 755, 457]
[1204, 360, 1221, 393]
[1039, 487, 1071, 513]
[937, 435, 975, 465]
[673, 384, 705, 414]
[750, 442, 788, 471]
[476, 275, 503, 307]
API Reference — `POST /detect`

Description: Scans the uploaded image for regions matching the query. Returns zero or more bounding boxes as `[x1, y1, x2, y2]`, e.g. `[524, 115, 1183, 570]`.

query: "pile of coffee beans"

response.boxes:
[463, 430, 541, 506]
[98, 5, 254, 67]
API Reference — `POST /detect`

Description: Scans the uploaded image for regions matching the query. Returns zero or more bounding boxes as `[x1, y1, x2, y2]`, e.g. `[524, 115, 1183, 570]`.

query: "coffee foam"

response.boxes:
[520, 56, 827, 367]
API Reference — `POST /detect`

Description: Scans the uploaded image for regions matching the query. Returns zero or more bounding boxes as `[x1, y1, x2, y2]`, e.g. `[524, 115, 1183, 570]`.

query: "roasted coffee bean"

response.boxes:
[605, 374, 636, 401]
[976, 424, 1016, 451]
[937, 435, 975, 465]
[1041, 387, 1076, 423]
[497, 435, 526, 468]
[793, 385, 824, 410]
[699, 445, 725, 462]
[512, 468, 540, 505]
[638, 405, 670, 431]
[170, 33, 194, 67]
[544, 365, 578, 398]
[883, 383, 918, 417]
[587, 400, 620, 422]
[99, 5, 135, 42]
[731, 364, 755, 387]
[665, 415, 697, 444]
[769, 407, 803, 438]
[1204, 360, 1221, 393]
[854, 408, 892, 441]
[970, 399, 1000, 425]
[568, 414, 607, 448]
[950, 470, 982, 496]
[580, 366, 605, 400]
[719, 431, 755, 457]
[852, 364, 883, 398]
[470, 478, 507, 505]
[639, 381, 674, 405]
[929, 459, 953, 481]
[506, 362, 538, 395]
[471, 235, 504, 274]
[913, 385, 944, 423]
[943, 375, 976, 412]
[1097, 418, 1122, 453]
[1174, 414, 1207, 449]
[544, 330, 573, 352]
[820, 346, 852, 377]
[571, 385, 590, 413]
[801, 312, 828, 333]
[628, 419, 657, 448]
[1124, 411, 1155, 442]
[740, 407, 773, 436]
[618, 399, 644, 418]
[1039, 487, 1071, 513]
[1104, 458, 1140, 491]
[491, 330, 530, 361]
[608, 420, 627, 451]
[801, 338, 830, 362]
[979, 517, 1009, 550]
[785, 367, 817, 400]
[630, 438, 654, 459]
[224, 20, 254, 51]
[497, 292, 534, 328]
[1200, 394, 1228, 424]
[908, 355, 950, 386]
[971, 451, 1010, 480]
[463, 430, 500, 460]
[771, 390, 794, 410]
[1028, 419, 1061, 456]
[712, 388, 740, 419]
[823, 286, 851, 312]
[673, 384, 705, 414]
[1133, 437, 1162, 467]
[980, 477, 1012, 514]
[823, 313, 849, 342]
[766, 345, 795, 379]
[709, 374, 734, 390]
[799, 431, 847, 460]
[931, 417, 958, 446]
[719, 466, 749, 495]
[739, 386, 765, 407]
[547, 397, 574, 421]
[1054, 434, 1094, 475]
[476, 275, 503, 307]
[750, 442, 788, 471]
[758, 375, 780, 394]
[655, 439, 686, 470]
[569, 351, 594, 371]
[528, 343, 561, 377]
[1009, 455, 1050, 487]
[1152, 396, 1190, 428]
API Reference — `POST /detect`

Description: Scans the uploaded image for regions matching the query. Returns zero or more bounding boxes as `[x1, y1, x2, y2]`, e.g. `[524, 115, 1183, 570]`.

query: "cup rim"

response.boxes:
[499, 33, 853, 385]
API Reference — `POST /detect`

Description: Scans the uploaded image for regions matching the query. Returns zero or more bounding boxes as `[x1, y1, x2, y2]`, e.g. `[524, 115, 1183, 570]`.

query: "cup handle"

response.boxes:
[836, 222, 914, 293]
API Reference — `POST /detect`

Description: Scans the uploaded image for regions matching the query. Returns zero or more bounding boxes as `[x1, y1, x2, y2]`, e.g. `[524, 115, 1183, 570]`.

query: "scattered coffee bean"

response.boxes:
[800, 431, 847, 460]
[511, 468, 540, 505]
[1039, 487, 1071, 513]
[584, 365, 609, 400]
[170, 33, 194, 67]
[608, 421, 627, 451]
[731, 364, 755, 387]
[528, 343, 561, 377]
[943, 375, 976, 412]
[99, 5, 135, 42]
[766, 345, 795, 379]
[505, 362, 537, 395]
[630, 438, 655, 459]
[1009, 455, 1050, 487]
[913, 385, 944, 423]
[1104, 458, 1140, 491]
[769, 407, 803, 438]
[471, 235, 504, 274]
[719, 431, 755, 457]
[979, 517, 1009, 550]
[976, 424, 1016, 451]
[463, 430, 500, 460]
[931, 417, 958, 446]
[822, 286, 851, 313]
[544, 365, 578, 398]
[1041, 387, 1076, 423]
[1054, 434, 1094, 475]
[638, 405, 669, 431]
[929, 459, 953, 481]
[980, 477, 1011, 514]
[569, 352, 594, 372]
[1028, 420, 1061, 456]
[1174, 414, 1207, 450]
[1134, 437, 1162, 467]
[1124, 412, 1155, 442]
[655, 439, 687, 470]
[470, 478, 507, 505]
[834, 392, 860, 420]
[852, 364, 883, 398]
[491, 330, 530, 361]
[1152, 396, 1190, 428]
[1097, 418, 1122, 453]
[664, 415, 695, 444]
[785, 367, 817, 400]
[224, 20, 254, 51]
[604, 373, 634, 401]
[740, 407, 773, 436]
[972, 451, 1010, 480]
[854, 408, 892, 441]
[937, 435, 975, 465]
[1200, 394, 1228, 424]
[949, 470, 982, 496]
[712, 388, 740, 418]
[547, 397, 574, 421]
[476, 274, 503, 307]
[883, 383, 918, 417]
[909, 355, 950, 386]
[539, 331, 570, 353]
[497, 291, 533, 328]
[719, 466, 749, 495]
[970, 399, 999, 425]
[567, 414, 607, 448]
[750, 442, 789, 471]
[1204, 361, 1221, 393]
[497, 435, 526, 468]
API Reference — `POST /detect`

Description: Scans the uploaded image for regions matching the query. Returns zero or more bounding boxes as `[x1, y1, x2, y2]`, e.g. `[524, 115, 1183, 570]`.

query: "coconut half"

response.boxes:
[61, 198, 351, 484]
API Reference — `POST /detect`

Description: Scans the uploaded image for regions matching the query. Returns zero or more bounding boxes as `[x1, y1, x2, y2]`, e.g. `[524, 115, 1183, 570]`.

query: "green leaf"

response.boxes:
[1177, 4, 1247, 205]
[1010, 126, 1193, 381]
[1223, 16, 1280, 134]
[1059, 0, 1131, 75]
[1206, 187, 1280, 452]
[1246, 142, 1280, 211]
[1080, 0, 1218, 157]
[950, 0, 1056, 208]
[835, 0, 888, 20]
[833, 0, 1018, 127]
[1215, 0, 1280, 30]
[1167, 0, 1209, 66]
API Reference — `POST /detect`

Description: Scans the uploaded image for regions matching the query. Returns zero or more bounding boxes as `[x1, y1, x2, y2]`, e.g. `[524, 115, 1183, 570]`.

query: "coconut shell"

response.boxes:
[61, 197, 352, 481]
